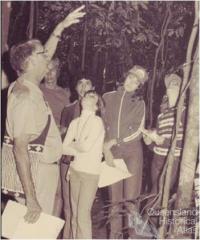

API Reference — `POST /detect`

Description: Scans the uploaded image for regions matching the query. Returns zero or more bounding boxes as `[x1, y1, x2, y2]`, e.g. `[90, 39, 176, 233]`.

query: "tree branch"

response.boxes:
[81, 3, 88, 72]
[147, 2, 172, 127]
[158, 2, 199, 238]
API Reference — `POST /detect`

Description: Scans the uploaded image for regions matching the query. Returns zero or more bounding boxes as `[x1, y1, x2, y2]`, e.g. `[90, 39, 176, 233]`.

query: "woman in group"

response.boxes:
[62, 90, 105, 239]
[102, 65, 148, 238]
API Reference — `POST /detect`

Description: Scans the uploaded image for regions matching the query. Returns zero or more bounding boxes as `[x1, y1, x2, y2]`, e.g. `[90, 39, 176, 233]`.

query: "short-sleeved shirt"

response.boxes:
[40, 84, 70, 126]
[6, 80, 62, 163]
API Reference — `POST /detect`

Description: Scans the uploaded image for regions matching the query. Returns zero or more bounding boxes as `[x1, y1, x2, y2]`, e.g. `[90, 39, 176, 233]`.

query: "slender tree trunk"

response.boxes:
[172, 48, 198, 239]
[102, 50, 108, 93]
[171, 9, 199, 232]
[147, 2, 172, 127]
[102, 1, 115, 93]
[27, 1, 34, 39]
[34, 1, 39, 37]
[81, 15, 87, 72]
[158, 2, 199, 238]
[158, 89, 185, 239]
[2, 1, 11, 52]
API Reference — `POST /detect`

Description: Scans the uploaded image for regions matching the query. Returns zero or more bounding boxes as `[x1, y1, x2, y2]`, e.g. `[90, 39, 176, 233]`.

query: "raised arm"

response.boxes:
[44, 5, 85, 61]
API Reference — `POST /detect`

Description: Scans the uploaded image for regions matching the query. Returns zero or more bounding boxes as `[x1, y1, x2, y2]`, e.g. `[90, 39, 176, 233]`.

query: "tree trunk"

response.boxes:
[102, 50, 108, 93]
[173, 52, 198, 239]
[27, 1, 34, 39]
[2, 1, 11, 52]
[171, 48, 199, 238]
[102, 1, 115, 93]
[147, 2, 172, 127]
[158, 2, 199, 238]
[34, 1, 39, 37]
[81, 16, 87, 72]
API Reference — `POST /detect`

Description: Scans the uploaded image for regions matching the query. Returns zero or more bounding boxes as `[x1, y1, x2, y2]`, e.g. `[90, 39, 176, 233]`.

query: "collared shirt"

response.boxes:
[6, 79, 62, 163]
[63, 110, 105, 175]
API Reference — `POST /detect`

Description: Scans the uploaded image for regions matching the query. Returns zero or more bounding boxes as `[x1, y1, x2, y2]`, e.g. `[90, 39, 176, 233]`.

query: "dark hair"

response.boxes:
[84, 90, 105, 117]
[76, 78, 92, 87]
[10, 39, 41, 74]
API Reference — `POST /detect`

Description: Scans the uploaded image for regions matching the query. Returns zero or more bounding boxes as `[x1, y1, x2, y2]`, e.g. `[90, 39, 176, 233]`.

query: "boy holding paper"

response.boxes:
[143, 73, 186, 207]
[103, 65, 148, 238]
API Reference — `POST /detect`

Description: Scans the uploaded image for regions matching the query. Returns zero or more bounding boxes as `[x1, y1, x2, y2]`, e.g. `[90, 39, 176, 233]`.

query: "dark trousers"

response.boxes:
[109, 141, 143, 238]
[60, 162, 71, 239]
[148, 154, 180, 209]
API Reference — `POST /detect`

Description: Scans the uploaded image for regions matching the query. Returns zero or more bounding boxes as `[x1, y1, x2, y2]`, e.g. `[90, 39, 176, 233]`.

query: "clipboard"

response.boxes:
[98, 159, 132, 188]
[2, 200, 65, 239]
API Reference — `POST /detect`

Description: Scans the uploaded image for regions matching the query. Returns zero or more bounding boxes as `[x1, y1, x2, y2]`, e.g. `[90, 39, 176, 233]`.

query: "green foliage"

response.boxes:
[9, 1, 194, 93]
[8, 2, 31, 47]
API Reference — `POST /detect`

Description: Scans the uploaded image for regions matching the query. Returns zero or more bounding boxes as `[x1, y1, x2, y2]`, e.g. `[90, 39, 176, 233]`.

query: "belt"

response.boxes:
[40, 161, 59, 165]
[53, 162, 59, 165]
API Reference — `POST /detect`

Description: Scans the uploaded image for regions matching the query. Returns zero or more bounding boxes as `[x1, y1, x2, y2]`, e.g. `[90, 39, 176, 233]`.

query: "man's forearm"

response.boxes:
[14, 145, 37, 202]
[44, 5, 85, 61]
[44, 23, 64, 61]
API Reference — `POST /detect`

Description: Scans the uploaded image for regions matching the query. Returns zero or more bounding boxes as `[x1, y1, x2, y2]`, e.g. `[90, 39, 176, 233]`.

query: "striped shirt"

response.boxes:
[153, 106, 186, 157]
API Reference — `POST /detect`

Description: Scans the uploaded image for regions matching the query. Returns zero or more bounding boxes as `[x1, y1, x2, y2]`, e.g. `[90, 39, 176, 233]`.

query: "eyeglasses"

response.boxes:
[36, 49, 48, 56]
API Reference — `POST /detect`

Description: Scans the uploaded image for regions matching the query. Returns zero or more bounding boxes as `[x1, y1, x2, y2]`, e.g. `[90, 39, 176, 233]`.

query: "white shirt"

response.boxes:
[63, 110, 105, 175]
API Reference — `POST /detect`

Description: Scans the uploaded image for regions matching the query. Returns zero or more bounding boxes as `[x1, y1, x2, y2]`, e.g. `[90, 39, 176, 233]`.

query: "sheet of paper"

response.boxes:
[2, 200, 65, 239]
[98, 159, 132, 188]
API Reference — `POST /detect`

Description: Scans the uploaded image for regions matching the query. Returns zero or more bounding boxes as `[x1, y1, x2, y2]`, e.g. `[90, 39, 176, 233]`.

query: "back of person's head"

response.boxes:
[10, 39, 41, 75]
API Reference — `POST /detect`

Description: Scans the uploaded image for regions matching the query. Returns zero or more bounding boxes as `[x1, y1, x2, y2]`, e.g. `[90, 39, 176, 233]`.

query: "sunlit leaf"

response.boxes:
[136, 32, 147, 42]
[168, 29, 174, 37]
[139, 2, 149, 10]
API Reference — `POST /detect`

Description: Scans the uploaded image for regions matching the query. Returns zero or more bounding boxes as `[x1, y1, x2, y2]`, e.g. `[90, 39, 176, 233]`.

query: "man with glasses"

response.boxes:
[2, 6, 85, 224]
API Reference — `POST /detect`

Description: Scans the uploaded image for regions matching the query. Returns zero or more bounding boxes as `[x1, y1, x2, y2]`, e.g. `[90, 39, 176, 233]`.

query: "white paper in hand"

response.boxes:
[2, 200, 65, 239]
[98, 159, 132, 188]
